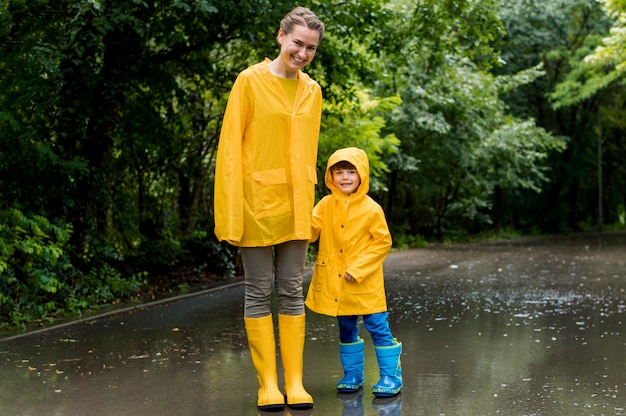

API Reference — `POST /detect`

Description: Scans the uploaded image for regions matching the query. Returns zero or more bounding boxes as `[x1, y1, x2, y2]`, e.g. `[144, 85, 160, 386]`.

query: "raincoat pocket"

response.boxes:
[345, 279, 377, 295]
[311, 255, 329, 292]
[251, 168, 290, 219]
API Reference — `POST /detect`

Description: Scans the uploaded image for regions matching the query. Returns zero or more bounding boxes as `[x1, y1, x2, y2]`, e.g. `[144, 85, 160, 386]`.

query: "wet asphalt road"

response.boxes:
[1, 231, 625, 415]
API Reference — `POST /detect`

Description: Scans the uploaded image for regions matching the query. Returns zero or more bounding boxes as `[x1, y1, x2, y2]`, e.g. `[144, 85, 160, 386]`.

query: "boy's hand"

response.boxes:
[344, 272, 356, 282]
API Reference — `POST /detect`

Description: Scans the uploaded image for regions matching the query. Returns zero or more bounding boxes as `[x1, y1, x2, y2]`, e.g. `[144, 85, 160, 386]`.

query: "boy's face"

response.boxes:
[332, 167, 361, 194]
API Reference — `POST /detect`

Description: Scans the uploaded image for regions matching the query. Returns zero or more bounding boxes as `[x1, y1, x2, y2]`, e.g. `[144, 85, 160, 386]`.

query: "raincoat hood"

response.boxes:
[325, 147, 369, 200]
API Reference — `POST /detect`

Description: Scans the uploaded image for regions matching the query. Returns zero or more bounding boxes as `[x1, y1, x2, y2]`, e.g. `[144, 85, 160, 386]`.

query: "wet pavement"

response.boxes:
[1, 231, 626, 415]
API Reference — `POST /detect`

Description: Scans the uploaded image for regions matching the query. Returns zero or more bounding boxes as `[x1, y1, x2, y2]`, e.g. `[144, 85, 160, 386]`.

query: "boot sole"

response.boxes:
[287, 403, 313, 410]
[257, 403, 285, 412]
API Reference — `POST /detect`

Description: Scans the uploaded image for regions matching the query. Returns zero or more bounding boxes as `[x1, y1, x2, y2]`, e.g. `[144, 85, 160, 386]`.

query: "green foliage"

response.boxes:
[406, 0, 504, 70]
[319, 89, 401, 195]
[383, 50, 563, 239]
[479, 227, 523, 241]
[0, 209, 67, 326]
[0, 209, 145, 328]
[496, 0, 625, 232]
[180, 230, 238, 278]
[550, 0, 626, 108]
[71, 264, 146, 309]
[482, 118, 567, 192]
[389, 224, 429, 250]
[309, 0, 397, 98]
[0, 209, 70, 299]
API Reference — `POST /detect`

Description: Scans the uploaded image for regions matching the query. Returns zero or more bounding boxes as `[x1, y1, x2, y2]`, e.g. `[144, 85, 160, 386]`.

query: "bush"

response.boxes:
[181, 230, 238, 278]
[0, 208, 146, 329]
[0, 208, 72, 327]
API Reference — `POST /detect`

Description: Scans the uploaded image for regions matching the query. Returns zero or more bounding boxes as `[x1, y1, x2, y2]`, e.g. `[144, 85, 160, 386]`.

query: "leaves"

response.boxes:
[319, 88, 401, 194]
[550, 0, 626, 108]
[0, 208, 146, 328]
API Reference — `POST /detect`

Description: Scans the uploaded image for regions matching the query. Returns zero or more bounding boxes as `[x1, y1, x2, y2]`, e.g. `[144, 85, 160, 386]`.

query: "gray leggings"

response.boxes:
[240, 240, 308, 318]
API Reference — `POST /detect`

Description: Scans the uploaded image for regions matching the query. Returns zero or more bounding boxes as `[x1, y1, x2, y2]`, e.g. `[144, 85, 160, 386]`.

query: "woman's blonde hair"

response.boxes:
[280, 6, 325, 41]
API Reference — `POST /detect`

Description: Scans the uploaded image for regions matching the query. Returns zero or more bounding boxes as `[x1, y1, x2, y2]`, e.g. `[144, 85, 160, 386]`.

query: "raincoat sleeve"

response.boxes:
[348, 204, 392, 284]
[213, 74, 250, 244]
[310, 200, 323, 243]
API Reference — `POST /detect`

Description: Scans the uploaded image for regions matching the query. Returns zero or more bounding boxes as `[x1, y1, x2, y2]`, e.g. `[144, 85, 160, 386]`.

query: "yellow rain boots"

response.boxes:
[278, 314, 314, 409]
[244, 315, 285, 411]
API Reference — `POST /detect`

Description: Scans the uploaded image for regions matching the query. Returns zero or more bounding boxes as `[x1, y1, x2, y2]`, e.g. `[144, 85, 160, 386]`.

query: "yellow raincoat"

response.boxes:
[214, 59, 322, 247]
[305, 147, 392, 316]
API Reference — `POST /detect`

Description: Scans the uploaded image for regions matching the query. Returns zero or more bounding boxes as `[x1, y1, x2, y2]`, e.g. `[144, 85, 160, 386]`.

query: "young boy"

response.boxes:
[306, 147, 402, 397]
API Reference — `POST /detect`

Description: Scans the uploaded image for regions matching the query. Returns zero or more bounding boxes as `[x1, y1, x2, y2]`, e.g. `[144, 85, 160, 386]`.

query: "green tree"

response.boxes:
[0, 0, 287, 326]
[549, 0, 626, 228]
[496, 0, 624, 231]
[1, 0, 283, 261]
[551, 0, 626, 106]
[0, 0, 403, 326]
[369, 0, 564, 240]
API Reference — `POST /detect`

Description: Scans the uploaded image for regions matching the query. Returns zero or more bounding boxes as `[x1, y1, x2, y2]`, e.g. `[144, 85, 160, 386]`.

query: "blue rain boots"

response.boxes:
[244, 315, 285, 411]
[372, 341, 403, 397]
[336, 339, 365, 393]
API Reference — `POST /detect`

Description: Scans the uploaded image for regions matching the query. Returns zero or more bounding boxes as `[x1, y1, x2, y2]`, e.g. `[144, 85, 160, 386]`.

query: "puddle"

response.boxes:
[1, 231, 625, 415]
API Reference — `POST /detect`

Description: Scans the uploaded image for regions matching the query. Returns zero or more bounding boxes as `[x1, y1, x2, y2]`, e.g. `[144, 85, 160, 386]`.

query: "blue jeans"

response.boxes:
[337, 312, 394, 346]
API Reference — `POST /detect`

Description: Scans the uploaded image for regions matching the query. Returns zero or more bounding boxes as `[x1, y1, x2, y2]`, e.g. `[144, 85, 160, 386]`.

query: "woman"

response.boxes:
[213, 6, 325, 412]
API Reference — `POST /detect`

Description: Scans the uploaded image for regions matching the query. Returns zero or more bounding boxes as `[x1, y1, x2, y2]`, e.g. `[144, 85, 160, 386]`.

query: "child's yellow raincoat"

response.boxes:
[214, 59, 322, 247]
[306, 147, 392, 316]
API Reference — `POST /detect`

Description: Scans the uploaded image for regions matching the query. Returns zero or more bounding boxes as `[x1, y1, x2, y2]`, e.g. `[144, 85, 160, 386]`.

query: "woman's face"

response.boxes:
[276, 24, 320, 74]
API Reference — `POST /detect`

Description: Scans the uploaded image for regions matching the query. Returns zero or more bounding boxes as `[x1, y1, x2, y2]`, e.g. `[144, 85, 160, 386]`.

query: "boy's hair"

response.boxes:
[330, 160, 356, 172]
